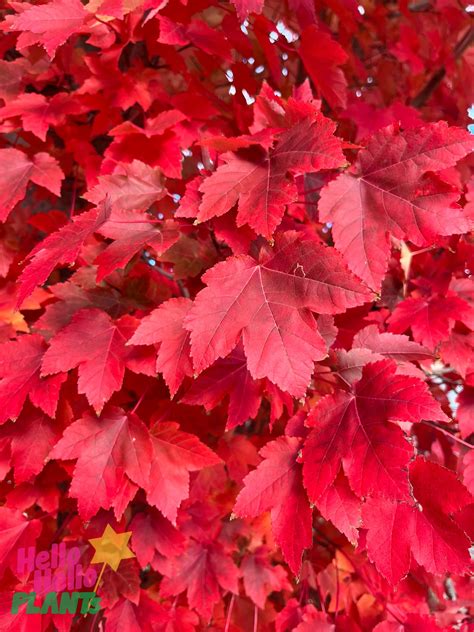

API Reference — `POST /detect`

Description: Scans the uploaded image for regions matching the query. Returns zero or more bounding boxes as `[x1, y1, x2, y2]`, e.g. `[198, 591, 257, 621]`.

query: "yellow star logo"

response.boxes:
[88, 524, 135, 572]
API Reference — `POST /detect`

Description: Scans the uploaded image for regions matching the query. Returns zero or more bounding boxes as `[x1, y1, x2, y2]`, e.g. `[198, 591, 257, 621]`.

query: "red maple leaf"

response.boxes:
[302, 360, 447, 503]
[388, 294, 471, 349]
[299, 26, 349, 109]
[241, 546, 291, 608]
[234, 435, 313, 573]
[2, 405, 63, 483]
[18, 202, 110, 306]
[128, 297, 193, 397]
[83, 160, 167, 211]
[105, 112, 186, 179]
[5, 0, 89, 58]
[181, 345, 262, 428]
[0, 334, 66, 423]
[41, 308, 130, 412]
[319, 124, 473, 289]
[129, 509, 184, 567]
[0, 507, 42, 581]
[0, 92, 82, 141]
[185, 232, 372, 396]
[0, 148, 63, 223]
[159, 537, 240, 618]
[363, 459, 472, 583]
[197, 111, 345, 237]
[94, 211, 179, 281]
[457, 386, 474, 439]
[146, 421, 222, 524]
[49, 406, 153, 519]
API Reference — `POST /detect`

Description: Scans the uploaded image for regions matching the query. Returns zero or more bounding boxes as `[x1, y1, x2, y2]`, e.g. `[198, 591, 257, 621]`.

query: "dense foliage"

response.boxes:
[0, 0, 473, 630]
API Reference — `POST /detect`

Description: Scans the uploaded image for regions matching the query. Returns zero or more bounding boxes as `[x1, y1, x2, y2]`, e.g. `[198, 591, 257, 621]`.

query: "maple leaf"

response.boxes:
[241, 546, 291, 608]
[387, 294, 471, 349]
[129, 509, 184, 567]
[234, 436, 313, 573]
[0, 507, 42, 581]
[0, 58, 28, 103]
[146, 422, 222, 524]
[83, 160, 167, 211]
[105, 112, 186, 179]
[0, 334, 66, 423]
[316, 471, 361, 544]
[363, 459, 472, 583]
[230, 0, 264, 20]
[0, 148, 64, 223]
[185, 232, 372, 396]
[352, 324, 432, 362]
[6, 469, 61, 515]
[17, 202, 111, 307]
[332, 324, 432, 384]
[299, 26, 348, 109]
[95, 211, 179, 281]
[302, 360, 447, 504]
[103, 599, 145, 632]
[197, 114, 345, 237]
[49, 406, 153, 520]
[276, 600, 335, 632]
[181, 345, 262, 428]
[100, 557, 141, 608]
[104, 591, 188, 632]
[159, 537, 240, 618]
[128, 297, 193, 397]
[33, 278, 129, 336]
[6, 0, 89, 58]
[440, 330, 474, 378]
[41, 308, 128, 412]
[0, 92, 82, 141]
[319, 123, 474, 289]
[159, 233, 218, 279]
[3, 405, 63, 484]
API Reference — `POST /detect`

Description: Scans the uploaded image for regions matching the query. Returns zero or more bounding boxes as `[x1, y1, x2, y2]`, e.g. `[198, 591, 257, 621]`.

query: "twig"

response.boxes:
[155, 266, 175, 281]
[131, 389, 147, 414]
[411, 26, 474, 108]
[177, 280, 190, 298]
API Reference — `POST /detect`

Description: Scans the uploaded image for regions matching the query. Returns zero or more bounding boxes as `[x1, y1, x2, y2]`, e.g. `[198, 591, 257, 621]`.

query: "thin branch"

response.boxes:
[411, 26, 474, 108]
[154, 266, 175, 281]
[177, 280, 190, 298]
[131, 389, 147, 414]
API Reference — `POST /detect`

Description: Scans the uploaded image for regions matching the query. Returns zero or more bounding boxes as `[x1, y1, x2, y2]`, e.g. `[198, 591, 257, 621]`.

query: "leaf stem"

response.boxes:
[224, 594, 235, 632]
[421, 420, 472, 449]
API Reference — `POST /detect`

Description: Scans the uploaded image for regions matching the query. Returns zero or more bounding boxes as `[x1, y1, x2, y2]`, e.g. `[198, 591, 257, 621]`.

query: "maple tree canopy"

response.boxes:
[0, 0, 472, 630]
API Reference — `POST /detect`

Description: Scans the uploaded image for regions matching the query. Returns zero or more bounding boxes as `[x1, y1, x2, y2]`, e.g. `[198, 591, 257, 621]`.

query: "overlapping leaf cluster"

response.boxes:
[0, 0, 473, 630]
